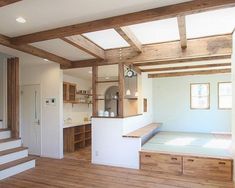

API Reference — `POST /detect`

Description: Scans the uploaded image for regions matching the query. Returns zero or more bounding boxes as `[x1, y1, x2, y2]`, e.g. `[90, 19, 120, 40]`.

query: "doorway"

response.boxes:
[21, 84, 41, 156]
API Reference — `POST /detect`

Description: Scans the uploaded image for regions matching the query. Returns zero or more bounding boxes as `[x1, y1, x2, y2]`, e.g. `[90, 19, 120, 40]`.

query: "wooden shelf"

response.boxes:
[74, 139, 84, 144]
[96, 80, 119, 83]
[76, 93, 92, 96]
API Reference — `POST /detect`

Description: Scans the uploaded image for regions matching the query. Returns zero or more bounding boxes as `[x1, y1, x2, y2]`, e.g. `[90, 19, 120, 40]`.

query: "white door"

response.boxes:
[21, 85, 41, 155]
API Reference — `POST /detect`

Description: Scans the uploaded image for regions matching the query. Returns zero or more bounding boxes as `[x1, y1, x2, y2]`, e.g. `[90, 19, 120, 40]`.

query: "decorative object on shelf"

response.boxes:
[98, 110, 104, 116]
[104, 111, 109, 117]
[110, 112, 115, 117]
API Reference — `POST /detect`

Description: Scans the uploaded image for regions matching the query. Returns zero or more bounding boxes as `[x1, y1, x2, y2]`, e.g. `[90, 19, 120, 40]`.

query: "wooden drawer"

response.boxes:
[183, 157, 233, 181]
[140, 152, 182, 175]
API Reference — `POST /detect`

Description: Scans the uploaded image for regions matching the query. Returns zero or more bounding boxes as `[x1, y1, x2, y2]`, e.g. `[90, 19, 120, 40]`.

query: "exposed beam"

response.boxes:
[135, 55, 231, 67]
[61, 35, 105, 59]
[63, 35, 232, 69]
[141, 63, 231, 72]
[11, 0, 235, 44]
[0, 34, 71, 67]
[0, 0, 21, 7]
[148, 69, 231, 78]
[115, 27, 142, 53]
[177, 16, 187, 49]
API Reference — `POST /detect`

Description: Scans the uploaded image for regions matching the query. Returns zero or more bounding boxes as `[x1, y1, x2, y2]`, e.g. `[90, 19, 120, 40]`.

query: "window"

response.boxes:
[190, 83, 210, 109]
[218, 82, 232, 109]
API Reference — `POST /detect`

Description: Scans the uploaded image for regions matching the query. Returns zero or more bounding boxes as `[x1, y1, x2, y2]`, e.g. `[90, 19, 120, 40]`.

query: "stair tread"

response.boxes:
[0, 138, 21, 143]
[0, 156, 35, 171]
[0, 129, 10, 132]
[0, 147, 28, 156]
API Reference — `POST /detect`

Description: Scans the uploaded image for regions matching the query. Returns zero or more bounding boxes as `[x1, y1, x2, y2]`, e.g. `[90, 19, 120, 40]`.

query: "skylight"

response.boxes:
[128, 18, 180, 44]
[83, 29, 129, 49]
[186, 7, 235, 39]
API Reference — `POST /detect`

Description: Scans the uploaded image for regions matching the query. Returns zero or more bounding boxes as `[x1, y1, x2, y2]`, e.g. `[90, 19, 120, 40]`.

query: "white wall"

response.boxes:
[63, 74, 92, 122]
[20, 63, 63, 159]
[0, 55, 4, 121]
[153, 74, 231, 133]
[232, 31, 235, 180]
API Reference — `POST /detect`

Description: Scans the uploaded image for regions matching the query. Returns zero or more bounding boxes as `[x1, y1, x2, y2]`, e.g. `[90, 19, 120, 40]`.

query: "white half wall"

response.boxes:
[153, 74, 231, 133]
[232, 31, 235, 181]
[20, 63, 63, 159]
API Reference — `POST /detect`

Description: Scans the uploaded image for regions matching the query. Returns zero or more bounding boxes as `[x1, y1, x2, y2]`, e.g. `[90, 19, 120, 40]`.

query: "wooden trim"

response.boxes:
[148, 69, 231, 78]
[141, 63, 231, 72]
[136, 55, 231, 67]
[118, 63, 124, 117]
[7, 57, 19, 138]
[0, 34, 71, 67]
[0, 0, 21, 7]
[61, 36, 105, 59]
[177, 16, 187, 49]
[190, 83, 210, 110]
[92, 66, 98, 116]
[218, 82, 232, 110]
[115, 27, 142, 53]
[96, 80, 119, 83]
[11, 0, 235, 44]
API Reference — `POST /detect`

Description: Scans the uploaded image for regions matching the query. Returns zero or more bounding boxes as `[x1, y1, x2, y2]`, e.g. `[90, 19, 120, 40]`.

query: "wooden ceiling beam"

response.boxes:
[177, 16, 187, 49]
[115, 27, 142, 53]
[61, 35, 105, 59]
[0, 0, 21, 7]
[11, 0, 235, 45]
[0, 34, 72, 67]
[141, 63, 231, 72]
[62, 34, 232, 69]
[135, 55, 231, 67]
[148, 69, 231, 78]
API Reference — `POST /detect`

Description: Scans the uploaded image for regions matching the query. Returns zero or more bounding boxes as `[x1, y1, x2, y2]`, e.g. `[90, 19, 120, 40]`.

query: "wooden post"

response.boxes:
[92, 65, 98, 116]
[118, 63, 124, 117]
[7, 57, 19, 138]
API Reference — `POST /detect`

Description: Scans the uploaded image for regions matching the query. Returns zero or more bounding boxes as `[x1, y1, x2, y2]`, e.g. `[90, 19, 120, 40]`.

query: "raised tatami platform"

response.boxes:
[142, 131, 232, 159]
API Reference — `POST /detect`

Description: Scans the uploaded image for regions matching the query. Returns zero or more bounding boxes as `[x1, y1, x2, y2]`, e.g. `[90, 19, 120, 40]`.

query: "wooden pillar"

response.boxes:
[118, 63, 124, 117]
[7, 57, 19, 138]
[92, 65, 98, 116]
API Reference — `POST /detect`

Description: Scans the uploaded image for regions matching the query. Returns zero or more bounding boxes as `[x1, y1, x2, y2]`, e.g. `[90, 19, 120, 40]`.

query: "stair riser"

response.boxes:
[0, 140, 21, 152]
[0, 159, 35, 180]
[0, 131, 11, 139]
[0, 150, 28, 165]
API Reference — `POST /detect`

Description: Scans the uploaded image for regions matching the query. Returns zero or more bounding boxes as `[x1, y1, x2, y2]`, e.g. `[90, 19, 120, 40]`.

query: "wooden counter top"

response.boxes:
[63, 122, 91, 129]
[123, 123, 162, 138]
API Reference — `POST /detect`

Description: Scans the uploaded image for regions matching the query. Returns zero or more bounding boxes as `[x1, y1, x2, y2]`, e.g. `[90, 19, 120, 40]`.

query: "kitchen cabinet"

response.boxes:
[63, 82, 76, 102]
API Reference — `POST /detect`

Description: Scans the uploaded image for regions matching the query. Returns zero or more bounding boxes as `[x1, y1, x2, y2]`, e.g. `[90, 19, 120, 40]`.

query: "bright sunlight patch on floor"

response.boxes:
[164, 137, 196, 146]
[203, 139, 231, 149]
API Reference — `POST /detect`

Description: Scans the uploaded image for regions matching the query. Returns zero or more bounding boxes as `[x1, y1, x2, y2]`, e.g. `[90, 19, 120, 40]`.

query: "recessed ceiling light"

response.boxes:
[105, 77, 109, 80]
[88, 70, 92, 74]
[16, 17, 26, 23]
[43, 58, 49, 62]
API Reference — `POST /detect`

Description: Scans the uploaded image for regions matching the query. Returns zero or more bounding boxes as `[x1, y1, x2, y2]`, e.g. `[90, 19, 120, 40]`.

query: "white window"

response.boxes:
[190, 83, 210, 109]
[218, 82, 232, 109]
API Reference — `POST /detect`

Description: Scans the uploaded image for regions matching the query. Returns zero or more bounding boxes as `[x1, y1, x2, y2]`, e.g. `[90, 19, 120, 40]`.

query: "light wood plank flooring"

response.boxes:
[1, 156, 234, 188]
[64, 146, 91, 161]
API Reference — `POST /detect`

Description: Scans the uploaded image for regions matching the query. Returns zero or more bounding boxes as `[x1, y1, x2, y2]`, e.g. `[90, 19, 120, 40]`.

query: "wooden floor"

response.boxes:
[1, 156, 235, 188]
[64, 146, 91, 161]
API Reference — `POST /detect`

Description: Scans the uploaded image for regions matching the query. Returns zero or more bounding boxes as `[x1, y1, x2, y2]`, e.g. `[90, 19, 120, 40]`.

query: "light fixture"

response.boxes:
[43, 58, 49, 62]
[16, 17, 26, 23]
[105, 77, 109, 80]
[126, 89, 131, 96]
[88, 70, 92, 74]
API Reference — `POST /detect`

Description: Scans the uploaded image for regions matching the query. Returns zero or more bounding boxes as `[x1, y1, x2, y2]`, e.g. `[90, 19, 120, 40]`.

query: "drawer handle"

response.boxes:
[145, 155, 151, 158]
[218, 162, 226, 165]
[187, 159, 194, 162]
[171, 157, 178, 161]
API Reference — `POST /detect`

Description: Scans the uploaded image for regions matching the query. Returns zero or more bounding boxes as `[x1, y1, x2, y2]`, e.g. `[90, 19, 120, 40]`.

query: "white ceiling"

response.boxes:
[31, 39, 95, 61]
[0, 0, 191, 37]
[128, 18, 180, 44]
[83, 29, 130, 50]
[186, 7, 235, 39]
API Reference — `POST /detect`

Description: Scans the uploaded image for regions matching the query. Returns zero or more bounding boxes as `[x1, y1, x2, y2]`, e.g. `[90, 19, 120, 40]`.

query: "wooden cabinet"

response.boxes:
[63, 82, 76, 102]
[183, 156, 232, 181]
[140, 152, 182, 175]
[63, 124, 91, 153]
[140, 152, 233, 181]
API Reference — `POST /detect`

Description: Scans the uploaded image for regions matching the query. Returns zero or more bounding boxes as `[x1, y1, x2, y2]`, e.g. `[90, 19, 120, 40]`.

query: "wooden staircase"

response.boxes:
[0, 129, 35, 180]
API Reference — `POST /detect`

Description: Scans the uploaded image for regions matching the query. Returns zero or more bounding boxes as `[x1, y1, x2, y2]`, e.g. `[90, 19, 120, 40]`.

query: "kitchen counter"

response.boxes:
[63, 121, 91, 129]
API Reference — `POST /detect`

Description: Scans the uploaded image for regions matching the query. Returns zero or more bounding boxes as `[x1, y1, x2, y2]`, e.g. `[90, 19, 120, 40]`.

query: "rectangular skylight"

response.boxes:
[186, 7, 235, 39]
[83, 29, 129, 49]
[128, 18, 180, 44]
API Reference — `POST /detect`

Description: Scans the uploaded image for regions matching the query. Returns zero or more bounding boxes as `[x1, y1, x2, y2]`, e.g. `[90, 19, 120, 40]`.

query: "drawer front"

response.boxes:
[140, 152, 182, 175]
[183, 157, 232, 181]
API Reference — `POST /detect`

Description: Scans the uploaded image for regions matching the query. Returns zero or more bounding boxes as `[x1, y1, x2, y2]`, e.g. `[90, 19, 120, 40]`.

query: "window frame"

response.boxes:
[190, 83, 210, 110]
[218, 82, 232, 110]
